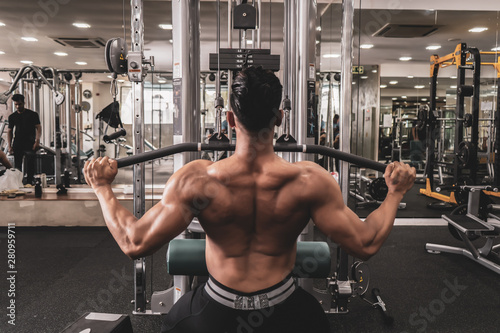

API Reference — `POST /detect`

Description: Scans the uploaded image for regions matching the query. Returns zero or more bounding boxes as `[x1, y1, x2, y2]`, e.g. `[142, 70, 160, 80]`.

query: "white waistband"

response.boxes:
[204, 277, 296, 310]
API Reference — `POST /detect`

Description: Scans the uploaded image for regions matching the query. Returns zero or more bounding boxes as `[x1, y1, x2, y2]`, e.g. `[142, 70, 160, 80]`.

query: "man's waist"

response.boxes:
[204, 274, 296, 310]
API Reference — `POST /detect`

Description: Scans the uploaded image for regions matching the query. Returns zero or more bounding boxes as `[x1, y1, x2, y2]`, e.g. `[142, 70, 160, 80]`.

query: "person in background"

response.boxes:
[7, 94, 42, 185]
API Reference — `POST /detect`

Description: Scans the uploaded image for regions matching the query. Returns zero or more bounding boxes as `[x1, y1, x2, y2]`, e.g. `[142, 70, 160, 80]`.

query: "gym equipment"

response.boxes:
[61, 313, 133, 333]
[426, 185, 500, 275]
[167, 239, 331, 278]
[116, 142, 387, 173]
[105, 37, 128, 76]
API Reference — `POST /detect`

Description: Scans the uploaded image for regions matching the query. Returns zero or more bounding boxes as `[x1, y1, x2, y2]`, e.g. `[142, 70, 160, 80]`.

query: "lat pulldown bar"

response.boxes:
[115, 142, 387, 173]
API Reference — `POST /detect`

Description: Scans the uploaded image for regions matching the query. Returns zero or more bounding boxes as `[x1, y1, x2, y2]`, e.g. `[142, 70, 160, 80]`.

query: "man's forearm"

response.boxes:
[363, 191, 403, 252]
[94, 185, 139, 255]
[7, 131, 13, 149]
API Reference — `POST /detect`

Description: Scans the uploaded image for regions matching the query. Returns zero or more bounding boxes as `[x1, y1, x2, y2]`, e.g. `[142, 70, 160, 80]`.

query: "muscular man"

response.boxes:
[84, 66, 415, 333]
[7, 94, 42, 185]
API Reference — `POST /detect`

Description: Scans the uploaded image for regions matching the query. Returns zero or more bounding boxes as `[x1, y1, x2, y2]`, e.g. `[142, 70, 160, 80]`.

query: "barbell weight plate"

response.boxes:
[368, 177, 388, 202]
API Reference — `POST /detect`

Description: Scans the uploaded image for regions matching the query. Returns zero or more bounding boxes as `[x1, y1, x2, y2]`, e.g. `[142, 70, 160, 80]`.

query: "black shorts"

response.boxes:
[161, 275, 330, 333]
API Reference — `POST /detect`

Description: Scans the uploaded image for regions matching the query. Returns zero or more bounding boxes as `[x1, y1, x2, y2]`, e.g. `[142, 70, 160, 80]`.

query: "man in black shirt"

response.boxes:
[7, 94, 42, 185]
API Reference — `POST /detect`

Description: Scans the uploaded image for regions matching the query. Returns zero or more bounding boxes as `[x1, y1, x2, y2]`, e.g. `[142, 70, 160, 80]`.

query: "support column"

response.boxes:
[129, 0, 147, 314]
[172, 0, 201, 171]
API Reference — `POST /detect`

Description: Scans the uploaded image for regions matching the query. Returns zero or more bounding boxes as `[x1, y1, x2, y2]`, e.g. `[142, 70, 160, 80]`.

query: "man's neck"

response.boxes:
[17, 108, 25, 114]
[232, 129, 276, 162]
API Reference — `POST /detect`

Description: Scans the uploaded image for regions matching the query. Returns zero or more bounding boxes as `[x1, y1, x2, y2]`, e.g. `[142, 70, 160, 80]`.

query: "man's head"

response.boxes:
[333, 114, 339, 124]
[12, 94, 25, 112]
[229, 66, 283, 133]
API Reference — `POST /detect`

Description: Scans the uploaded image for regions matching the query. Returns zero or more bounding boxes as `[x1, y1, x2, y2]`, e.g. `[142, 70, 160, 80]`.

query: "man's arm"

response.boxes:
[33, 124, 41, 150]
[0, 151, 12, 168]
[309, 162, 415, 260]
[7, 128, 13, 154]
[84, 157, 204, 259]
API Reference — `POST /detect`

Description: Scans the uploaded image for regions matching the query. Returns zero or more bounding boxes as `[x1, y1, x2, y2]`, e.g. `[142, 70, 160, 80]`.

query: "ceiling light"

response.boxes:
[246, 40, 253, 45]
[158, 79, 167, 84]
[399, 56, 412, 61]
[360, 44, 374, 49]
[22, 37, 38, 42]
[389, 80, 398, 85]
[107, 75, 113, 79]
[450, 85, 457, 89]
[75, 61, 87, 65]
[0, 51, 5, 55]
[316, 26, 322, 31]
[451, 76, 457, 79]
[169, 39, 173, 43]
[159, 24, 173, 30]
[316, 40, 320, 44]
[392, 97, 397, 100]
[323, 54, 340, 58]
[407, 75, 414, 79]
[73, 22, 91, 28]
[492, 46, 500, 51]
[421, 98, 428, 101]
[426, 45, 441, 50]
[414, 85, 425, 89]
[380, 85, 387, 88]
[469, 27, 488, 33]
[352, 82, 356, 85]
[402, 96, 407, 99]
[372, 69, 377, 73]
[117, 79, 125, 83]
[360, 76, 368, 79]
[20, 60, 33, 64]
[0, 22, 5, 27]
[492, 85, 498, 89]
[54, 52, 68, 56]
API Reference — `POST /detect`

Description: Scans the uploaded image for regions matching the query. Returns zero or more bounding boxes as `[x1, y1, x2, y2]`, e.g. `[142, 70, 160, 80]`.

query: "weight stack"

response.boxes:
[60, 313, 133, 333]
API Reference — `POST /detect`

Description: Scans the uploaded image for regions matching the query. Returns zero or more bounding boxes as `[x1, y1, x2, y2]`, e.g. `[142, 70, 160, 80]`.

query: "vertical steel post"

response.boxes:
[129, 0, 147, 314]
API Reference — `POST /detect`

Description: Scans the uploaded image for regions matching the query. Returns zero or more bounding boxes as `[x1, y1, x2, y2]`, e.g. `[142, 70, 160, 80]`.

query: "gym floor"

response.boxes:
[1, 225, 498, 333]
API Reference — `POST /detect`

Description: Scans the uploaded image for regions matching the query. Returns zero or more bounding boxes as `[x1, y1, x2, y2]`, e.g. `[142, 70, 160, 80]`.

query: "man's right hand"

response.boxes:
[8, 147, 14, 155]
[84, 156, 118, 189]
[383, 162, 416, 196]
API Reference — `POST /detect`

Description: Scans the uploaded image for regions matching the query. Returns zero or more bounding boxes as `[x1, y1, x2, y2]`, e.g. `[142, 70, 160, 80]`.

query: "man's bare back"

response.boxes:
[192, 153, 321, 292]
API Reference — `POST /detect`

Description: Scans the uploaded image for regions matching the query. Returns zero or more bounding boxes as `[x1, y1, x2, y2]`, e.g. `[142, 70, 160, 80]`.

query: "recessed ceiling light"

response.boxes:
[407, 75, 414, 79]
[54, 52, 68, 56]
[372, 69, 377, 73]
[73, 22, 91, 28]
[492, 46, 500, 51]
[316, 26, 322, 31]
[389, 80, 398, 85]
[451, 76, 457, 79]
[0, 51, 5, 55]
[399, 56, 412, 61]
[402, 96, 407, 99]
[316, 40, 320, 44]
[380, 85, 387, 88]
[414, 85, 425, 89]
[360, 44, 374, 49]
[360, 76, 368, 79]
[0, 22, 5, 27]
[352, 82, 356, 85]
[426, 45, 441, 50]
[117, 79, 125, 83]
[246, 40, 253, 45]
[20, 60, 33, 64]
[107, 75, 113, 79]
[22, 37, 38, 42]
[469, 27, 488, 33]
[158, 79, 167, 84]
[421, 98, 428, 101]
[75, 61, 87, 65]
[169, 39, 173, 43]
[492, 85, 498, 89]
[323, 54, 340, 58]
[392, 97, 397, 100]
[450, 85, 457, 89]
[159, 24, 173, 30]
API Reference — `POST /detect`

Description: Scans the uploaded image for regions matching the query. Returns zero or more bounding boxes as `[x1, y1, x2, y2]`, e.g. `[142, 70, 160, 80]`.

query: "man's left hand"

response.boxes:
[84, 156, 118, 189]
[32, 141, 40, 151]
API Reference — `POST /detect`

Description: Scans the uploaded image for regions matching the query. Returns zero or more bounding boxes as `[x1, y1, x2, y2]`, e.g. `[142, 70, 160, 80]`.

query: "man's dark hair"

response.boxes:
[333, 114, 339, 122]
[12, 94, 25, 103]
[230, 66, 283, 132]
